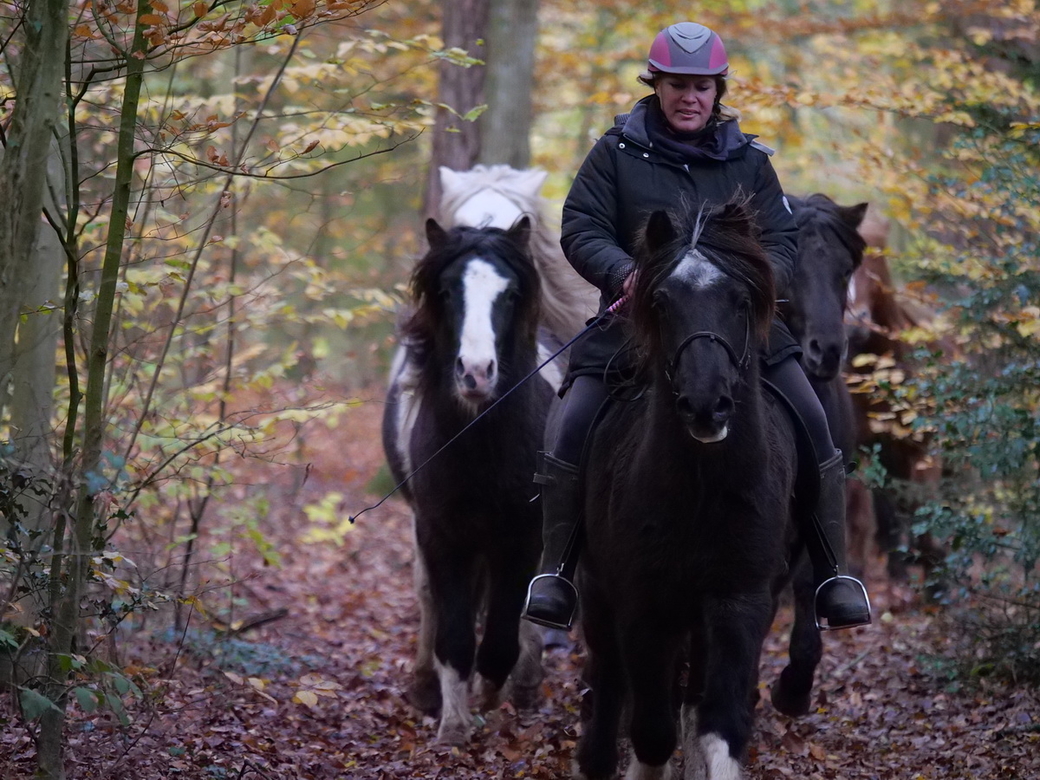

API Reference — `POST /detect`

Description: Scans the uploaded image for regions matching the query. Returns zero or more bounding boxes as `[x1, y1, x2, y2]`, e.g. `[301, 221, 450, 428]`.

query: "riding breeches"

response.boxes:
[546, 375, 611, 467]
[762, 355, 836, 466]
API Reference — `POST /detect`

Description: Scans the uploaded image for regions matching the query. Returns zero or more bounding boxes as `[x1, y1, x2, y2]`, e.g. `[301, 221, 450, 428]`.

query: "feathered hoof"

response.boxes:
[435, 718, 472, 746]
[474, 674, 503, 713]
[408, 671, 442, 716]
[510, 681, 542, 712]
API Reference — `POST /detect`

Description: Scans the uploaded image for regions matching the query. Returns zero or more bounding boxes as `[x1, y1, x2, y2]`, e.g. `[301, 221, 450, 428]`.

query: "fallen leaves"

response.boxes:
[1, 396, 1038, 779]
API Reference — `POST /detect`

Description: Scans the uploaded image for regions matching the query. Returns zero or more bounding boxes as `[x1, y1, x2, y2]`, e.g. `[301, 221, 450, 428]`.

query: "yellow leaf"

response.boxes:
[294, 690, 319, 707]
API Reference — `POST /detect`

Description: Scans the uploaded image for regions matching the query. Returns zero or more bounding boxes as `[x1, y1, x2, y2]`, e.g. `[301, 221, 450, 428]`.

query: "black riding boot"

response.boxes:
[522, 453, 582, 630]
[809, 451, 872, 629]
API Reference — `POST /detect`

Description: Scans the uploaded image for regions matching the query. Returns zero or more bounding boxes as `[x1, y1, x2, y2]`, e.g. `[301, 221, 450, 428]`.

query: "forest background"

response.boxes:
[0, 0, 1038, 778]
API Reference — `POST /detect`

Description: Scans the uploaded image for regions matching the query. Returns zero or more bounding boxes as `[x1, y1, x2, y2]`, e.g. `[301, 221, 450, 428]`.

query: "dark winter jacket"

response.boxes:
[561, 94, 801, 382]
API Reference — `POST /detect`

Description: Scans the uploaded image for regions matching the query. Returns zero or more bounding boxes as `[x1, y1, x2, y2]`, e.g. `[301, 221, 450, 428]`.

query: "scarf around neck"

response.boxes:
[645, 96, 746, 163]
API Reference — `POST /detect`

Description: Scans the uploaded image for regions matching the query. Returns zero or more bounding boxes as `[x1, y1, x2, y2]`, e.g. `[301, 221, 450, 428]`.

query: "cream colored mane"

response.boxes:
[438, 165, 598, 342]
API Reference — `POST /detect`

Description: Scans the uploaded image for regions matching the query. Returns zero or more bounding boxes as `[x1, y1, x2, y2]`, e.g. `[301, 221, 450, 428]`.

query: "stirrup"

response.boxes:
[522, 574, 578, 631]
[814, 575, 872, 631]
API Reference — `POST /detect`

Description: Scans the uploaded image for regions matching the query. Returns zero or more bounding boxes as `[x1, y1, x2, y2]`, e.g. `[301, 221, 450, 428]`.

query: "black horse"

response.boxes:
[770, 193, 868, 717]
[381, 218, 553, 743]
[575, 202, 798, 779]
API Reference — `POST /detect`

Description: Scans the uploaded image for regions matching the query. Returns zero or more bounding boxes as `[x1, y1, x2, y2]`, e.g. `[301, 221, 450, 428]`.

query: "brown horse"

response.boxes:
[845, 226, 947, 584]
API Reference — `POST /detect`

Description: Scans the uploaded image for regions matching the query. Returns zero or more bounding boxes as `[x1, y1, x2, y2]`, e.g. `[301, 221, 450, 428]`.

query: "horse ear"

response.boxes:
[439, 166, 462, 199]
[507, 215, 532, 252]
[514, 168, 548, 201]
[426, 218, 449, 250]
[644, 210, 676, 256]
[841, 202, 870, 230]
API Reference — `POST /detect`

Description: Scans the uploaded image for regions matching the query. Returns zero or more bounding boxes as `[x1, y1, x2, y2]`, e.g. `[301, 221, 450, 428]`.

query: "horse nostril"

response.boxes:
[808, 338, 824, 359]
[486, 360, 496, 379]
[713, 396, 734, 422]
[455, 357, 465, 377]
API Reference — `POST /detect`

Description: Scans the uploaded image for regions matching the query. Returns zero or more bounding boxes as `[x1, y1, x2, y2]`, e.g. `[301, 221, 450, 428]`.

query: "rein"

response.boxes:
[350, 296, 629, 523]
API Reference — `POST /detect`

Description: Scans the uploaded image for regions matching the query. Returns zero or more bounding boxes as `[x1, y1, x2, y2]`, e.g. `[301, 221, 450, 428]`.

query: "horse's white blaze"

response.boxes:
[389, 346, 423, 475]
[674, 250, 723, 289]
[453, 189, 526, 229]
[458, 258, 509, 395]
[624, 750, 675, 780]
[435, 660, 471, 743]
[697, 733, 742, 780]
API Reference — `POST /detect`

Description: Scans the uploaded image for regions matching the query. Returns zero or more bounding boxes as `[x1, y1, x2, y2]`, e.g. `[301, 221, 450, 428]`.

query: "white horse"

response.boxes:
[438, 164, 599, 346]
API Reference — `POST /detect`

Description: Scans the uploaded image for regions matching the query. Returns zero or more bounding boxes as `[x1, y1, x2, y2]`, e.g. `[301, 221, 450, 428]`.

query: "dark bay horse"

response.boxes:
[381, 217, 551, 743]
[846, 249, 947, 584]
[576, 203, 798, 779]
[772, 193, 868, 717]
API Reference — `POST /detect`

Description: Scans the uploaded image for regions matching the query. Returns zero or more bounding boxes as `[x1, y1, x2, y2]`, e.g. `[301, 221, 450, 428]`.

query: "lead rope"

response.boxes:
[349, 296, 630, 523]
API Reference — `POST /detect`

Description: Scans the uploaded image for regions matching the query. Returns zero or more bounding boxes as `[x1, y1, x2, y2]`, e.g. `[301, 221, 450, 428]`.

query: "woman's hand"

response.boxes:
[622, 270, 638, 298]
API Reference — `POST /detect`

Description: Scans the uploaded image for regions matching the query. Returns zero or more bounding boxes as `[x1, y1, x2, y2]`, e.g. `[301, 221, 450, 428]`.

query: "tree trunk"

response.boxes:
[424, 0, 488, 216]
[479, 0, 539, 168]
[36, 1, 150, 774]
[0, 0, 69, 429]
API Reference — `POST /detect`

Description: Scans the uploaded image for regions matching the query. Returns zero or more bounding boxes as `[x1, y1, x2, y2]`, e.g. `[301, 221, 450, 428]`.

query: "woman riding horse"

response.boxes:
[522, 21, 871, 632]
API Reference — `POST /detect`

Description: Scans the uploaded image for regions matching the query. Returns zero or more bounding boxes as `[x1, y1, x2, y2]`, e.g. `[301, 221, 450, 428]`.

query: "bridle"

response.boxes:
[664, 307, 752, 388]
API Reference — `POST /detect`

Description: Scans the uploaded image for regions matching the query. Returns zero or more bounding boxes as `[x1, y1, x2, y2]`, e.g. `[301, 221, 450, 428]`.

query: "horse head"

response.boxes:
[785, 194, 868, 381]
[407, 216, 536, 410]
[632, 202, 774, 443]
[439, 165, 546, 230]
[437, 165, 598, 341]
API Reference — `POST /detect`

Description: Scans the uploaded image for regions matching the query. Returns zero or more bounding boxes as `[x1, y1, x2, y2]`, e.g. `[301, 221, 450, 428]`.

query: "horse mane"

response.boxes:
[438, 164, 596, 340]
[401, 224, 541, 361]
[789, 193, 867, 263]
[630, 200, 776, 350]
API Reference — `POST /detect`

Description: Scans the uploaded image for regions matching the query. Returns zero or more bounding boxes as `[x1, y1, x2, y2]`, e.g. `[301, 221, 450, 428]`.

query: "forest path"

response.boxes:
[3, 390, 1037, 779]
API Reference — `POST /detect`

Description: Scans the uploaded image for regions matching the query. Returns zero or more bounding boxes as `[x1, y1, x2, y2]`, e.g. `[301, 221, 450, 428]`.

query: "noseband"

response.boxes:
[664, 308, 752, 387]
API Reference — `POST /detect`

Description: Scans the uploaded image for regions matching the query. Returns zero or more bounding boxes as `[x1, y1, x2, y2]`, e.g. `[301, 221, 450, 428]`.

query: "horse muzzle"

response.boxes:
[802, 336, 845, 382]
[676, 391, 734, 443]
[455, 356, 497, 402]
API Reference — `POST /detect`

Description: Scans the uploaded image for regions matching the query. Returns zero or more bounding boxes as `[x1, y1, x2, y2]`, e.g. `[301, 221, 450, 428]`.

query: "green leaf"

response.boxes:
[74, 687, 100, 713]
[0, 628, 18, 650]
[20, 688, 61, 720]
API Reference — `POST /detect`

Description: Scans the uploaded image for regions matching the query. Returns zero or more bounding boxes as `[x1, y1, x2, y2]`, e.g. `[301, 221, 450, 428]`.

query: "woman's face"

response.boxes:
[655, 74, 718, 133]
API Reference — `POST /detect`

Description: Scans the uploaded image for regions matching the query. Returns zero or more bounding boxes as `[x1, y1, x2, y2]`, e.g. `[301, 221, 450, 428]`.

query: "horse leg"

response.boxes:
[474, 546, 543, 713]
[685, 592, 773, 780]
[771, 556, 822, 717]
[510, 620, 545, 711]
[622, 620, 682, 780]
[575, 586, 625, 780]
[426, 548, 478, 744]
[409, 526, 441, 716]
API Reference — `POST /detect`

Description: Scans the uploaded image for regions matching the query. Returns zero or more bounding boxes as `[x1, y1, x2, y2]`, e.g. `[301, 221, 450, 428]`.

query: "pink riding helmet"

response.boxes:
[647, 22, 729, 77]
